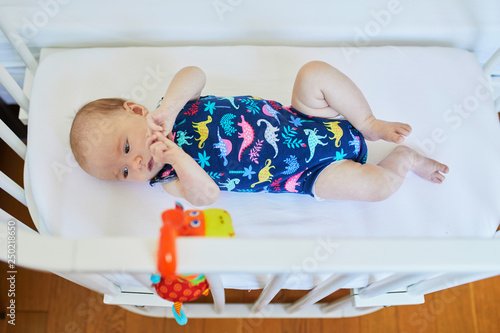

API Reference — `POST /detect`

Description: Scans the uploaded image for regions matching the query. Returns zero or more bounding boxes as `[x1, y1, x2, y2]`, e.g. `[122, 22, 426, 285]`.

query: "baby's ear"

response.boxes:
[123, 101, 148, 117]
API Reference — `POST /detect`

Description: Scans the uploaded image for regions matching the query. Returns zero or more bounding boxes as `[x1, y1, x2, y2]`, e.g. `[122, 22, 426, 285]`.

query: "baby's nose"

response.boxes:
[132, 156, 143, 171]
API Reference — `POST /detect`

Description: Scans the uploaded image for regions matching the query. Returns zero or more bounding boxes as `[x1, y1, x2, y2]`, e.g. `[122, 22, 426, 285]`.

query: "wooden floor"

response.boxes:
[1, 139, 500, 333]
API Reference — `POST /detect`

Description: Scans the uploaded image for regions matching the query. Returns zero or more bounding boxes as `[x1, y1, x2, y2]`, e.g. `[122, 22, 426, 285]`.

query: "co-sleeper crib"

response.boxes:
[1, 25, 500, 320]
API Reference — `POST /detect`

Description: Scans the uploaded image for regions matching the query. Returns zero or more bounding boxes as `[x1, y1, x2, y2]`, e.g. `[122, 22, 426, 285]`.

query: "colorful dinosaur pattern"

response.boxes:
[304, 128, 329, 163]
[324, 121, 343, 147]
[213, 127, 233, 166]
[149, 95, 367, 197]
[348, 126, 361, 156]
[251, 159, 275, 188]
[192, 116, 212, 149]
[262, 102, 281, 124]
[220, 97, 240, 109]
[220, 178, 240, 191]
[175, 130, 193, 148]
[284, 169, 306, 193]
[257, 118, 279, 158]
[237, 115, 255, 162]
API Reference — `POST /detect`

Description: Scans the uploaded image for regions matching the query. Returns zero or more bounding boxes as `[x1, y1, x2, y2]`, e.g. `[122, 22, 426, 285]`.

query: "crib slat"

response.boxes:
[0, 118, 27, 160]
[205, 274, 225, 314]
[251, 273, 289, 313]
[322, 294, 355, 313]
[0, 63, 30, 112]
[0, 209, 37, 234]
[0, 9, 39, 74]
[0, 169, 27, 206]
[483, 47, 500, 77]
[287, 274, 359, 313]
[357, 273, 430, 299]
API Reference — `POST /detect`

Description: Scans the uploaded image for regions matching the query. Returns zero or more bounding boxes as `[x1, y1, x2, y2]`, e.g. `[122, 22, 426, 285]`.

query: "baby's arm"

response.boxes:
[148, 132, 220, 206]
[147, 66, 206, 136]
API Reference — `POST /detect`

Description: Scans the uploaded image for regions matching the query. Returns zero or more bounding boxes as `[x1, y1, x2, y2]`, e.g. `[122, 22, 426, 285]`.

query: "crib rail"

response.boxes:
[2, 216, 499, 318]
[2, 222, 500, 274]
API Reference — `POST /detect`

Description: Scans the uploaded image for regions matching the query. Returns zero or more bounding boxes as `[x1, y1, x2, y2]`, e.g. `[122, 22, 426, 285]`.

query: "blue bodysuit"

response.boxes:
[150, 95, 367, 197]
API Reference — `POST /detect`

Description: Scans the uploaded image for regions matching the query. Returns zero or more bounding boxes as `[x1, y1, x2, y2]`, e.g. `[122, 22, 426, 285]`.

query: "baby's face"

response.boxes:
[84, 104, 165, 182]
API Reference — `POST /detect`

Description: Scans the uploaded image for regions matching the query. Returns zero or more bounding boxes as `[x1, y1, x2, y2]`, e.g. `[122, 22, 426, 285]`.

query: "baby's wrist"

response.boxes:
[168, 150, 191, 168]
[158, 98, 182, 117]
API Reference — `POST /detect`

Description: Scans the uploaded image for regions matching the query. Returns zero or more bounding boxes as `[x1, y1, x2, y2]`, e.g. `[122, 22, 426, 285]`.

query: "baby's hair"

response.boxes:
[70, 98, 127, 171]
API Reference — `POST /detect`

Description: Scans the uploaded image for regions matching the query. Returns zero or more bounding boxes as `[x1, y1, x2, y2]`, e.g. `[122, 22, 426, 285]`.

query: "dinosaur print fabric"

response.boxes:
[150, 96, 367, 197]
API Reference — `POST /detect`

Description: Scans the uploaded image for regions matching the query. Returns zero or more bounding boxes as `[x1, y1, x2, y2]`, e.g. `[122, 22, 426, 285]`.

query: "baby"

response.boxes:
[70, 62, 449, 206]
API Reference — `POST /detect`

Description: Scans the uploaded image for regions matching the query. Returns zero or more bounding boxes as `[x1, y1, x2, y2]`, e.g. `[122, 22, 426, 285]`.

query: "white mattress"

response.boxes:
[26, 46, 500, 290]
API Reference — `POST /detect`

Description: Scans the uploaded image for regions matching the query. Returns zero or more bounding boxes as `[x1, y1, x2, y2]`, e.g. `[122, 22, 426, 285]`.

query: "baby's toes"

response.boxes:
[431, 171, 446, 184]
[397, 123, 412, 136]
[393, 134, 405, 144]
[438, 163, 450, 174]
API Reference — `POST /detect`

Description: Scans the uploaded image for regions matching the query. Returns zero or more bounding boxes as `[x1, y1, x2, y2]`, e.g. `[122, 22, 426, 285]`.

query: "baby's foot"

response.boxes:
[360, 117, 412, 143]
[398, 146, 450, 184]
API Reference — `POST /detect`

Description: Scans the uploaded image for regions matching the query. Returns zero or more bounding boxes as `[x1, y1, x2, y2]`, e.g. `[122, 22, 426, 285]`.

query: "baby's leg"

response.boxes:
[313, 146, 449, 202]
[291, 61, 412, 143]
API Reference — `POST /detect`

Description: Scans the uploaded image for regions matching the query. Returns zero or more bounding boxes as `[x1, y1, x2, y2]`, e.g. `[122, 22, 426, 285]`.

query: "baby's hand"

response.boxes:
[146, 105, 176, 137]
[147, 131, 182, 165]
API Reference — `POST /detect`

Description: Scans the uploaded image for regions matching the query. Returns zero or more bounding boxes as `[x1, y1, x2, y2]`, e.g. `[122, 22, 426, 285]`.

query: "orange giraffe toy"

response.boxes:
[151, 202, 234, 325]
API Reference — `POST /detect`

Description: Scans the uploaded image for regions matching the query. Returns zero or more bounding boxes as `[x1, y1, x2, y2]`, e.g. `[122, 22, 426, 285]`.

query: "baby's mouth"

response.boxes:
[147, 157, 155, 172]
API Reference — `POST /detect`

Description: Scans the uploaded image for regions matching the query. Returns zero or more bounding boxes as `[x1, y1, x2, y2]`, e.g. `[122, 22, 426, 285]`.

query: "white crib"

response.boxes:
[1, 8, 500, 322]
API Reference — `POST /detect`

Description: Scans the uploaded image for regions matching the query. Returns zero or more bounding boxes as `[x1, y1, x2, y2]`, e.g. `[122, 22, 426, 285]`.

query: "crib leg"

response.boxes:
[287, 274, 359, 313]
[251, 273, 290, 313]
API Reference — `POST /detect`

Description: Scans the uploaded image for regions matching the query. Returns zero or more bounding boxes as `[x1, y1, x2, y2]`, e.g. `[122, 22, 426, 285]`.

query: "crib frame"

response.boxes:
[1, 19, 500, 320]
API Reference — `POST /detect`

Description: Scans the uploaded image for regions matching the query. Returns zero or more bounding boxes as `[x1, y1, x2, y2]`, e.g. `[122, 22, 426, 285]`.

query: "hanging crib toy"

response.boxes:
[151, 202, 235, 325]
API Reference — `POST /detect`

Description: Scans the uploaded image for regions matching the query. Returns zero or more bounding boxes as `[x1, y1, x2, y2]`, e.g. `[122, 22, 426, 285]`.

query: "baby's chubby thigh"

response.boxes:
[312, 160, 388, 202]
[291, 61, 342, 119]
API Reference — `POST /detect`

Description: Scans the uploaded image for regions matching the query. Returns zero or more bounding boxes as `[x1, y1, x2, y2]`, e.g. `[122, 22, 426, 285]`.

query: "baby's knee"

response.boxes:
[298, 61, 330, 78]
[363, 175, 401, 202]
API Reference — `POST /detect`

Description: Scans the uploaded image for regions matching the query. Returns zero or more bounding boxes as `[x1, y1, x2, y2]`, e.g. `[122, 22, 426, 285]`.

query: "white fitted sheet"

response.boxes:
[26, 46, 500, 289]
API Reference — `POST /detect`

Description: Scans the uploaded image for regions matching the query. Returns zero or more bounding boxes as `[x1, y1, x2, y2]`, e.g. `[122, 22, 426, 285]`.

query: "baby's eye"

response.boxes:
[125, 141, 130, 154]
[123, 167, 129, 179]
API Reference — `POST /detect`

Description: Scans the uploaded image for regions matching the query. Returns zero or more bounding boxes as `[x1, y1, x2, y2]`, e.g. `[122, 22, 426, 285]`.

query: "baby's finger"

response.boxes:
[150, 141, 168, 159]
[146, 113, 164, 132]
[150, 141, 166, 152]
[146, 133, 157, 147]
[151, 131, 165, 144]
[151, 135, 173, 155]
[154, 131, 169, 143]
[158, 133, 178, 148]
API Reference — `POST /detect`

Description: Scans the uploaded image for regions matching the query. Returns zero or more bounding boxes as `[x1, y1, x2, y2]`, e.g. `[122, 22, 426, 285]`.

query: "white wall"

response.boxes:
[0, 0, 499, 103]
